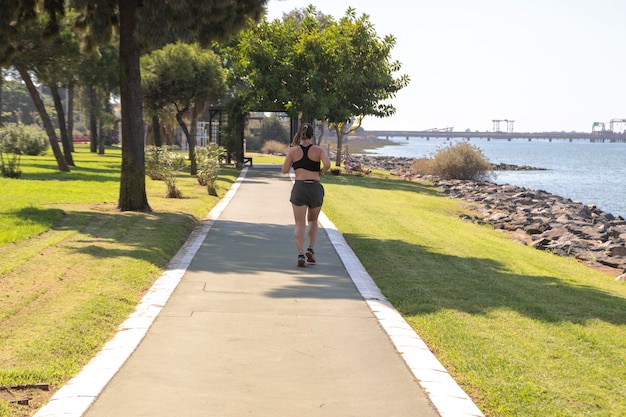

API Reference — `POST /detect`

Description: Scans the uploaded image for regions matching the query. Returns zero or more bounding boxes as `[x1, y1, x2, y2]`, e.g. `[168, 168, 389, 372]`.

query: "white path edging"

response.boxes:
[319, 212, 485, 417]
[33, 169, 249, 417]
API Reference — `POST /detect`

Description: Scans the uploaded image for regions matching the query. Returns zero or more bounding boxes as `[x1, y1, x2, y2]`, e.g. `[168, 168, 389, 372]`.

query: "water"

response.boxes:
[367, 136, 626, 218]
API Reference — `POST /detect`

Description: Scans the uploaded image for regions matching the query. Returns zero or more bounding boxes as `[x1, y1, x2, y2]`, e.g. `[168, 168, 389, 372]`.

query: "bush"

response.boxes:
[145, 146, 186, 198]
[409, 158, 434, 176]
[0, 151, 22, 178]
[261, 140, 288, 155]
[195, 143, 223, 196]
[0, 123, 48, 156]
[428, 141, 492, 181]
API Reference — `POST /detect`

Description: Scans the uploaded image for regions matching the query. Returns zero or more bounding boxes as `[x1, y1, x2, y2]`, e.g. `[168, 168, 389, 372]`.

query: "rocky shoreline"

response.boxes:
[342, 155, 545, 174]
[344, 155, 626, 280]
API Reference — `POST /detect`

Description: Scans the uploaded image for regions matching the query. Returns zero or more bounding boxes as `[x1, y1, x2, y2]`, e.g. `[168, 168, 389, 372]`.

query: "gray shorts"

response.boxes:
[290, 180, 324, 208]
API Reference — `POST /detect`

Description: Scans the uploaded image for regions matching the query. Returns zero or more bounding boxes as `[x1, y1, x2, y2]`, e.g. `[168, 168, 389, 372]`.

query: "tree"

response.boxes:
[325, 8, 410, 165]
[84, 0, 267, 211]
[1, 0, 267, 211]
[3, 12, 73, 172]
[142, 42, 226, 175]
[0, 76, 39, 125]
[227, 5, 409, 165]
[37, 15, 82, 165]
[77, 43, 120, 154]
[259, 113, 290, 144]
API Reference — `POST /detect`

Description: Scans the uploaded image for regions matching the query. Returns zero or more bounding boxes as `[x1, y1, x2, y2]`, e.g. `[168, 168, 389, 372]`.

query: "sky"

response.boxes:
[266, 0, 626, 133]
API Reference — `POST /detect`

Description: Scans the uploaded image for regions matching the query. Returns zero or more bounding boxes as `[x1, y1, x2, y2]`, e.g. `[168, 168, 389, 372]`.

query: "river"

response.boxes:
[367, 136, 626, 218]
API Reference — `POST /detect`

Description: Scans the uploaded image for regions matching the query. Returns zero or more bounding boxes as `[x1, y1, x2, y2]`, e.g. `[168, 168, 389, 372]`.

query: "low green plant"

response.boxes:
[0, 151, 22, 178]
[427, 141, 492, 180]
[195, 143, 223, 196]
[0, 123, 48, 156]
[145, 146, 186, 198]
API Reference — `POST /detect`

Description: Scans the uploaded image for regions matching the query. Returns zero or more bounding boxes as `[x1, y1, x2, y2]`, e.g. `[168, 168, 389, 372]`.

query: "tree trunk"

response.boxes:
[67, 84, 75, 152]
[0, 75, 3, 128]
[187, 102, 204, 175]
[98, 119, 105, 154]
[118, 0, 150, 212]
[50, 83, 75, 166]
[100, 98, 113, 155]
[176, 111, 196, 175]
[88, 84, 98, 153]
[334, 127, 345, 167]
[16, 65, 70, 172]
[152, 115, 162, 147]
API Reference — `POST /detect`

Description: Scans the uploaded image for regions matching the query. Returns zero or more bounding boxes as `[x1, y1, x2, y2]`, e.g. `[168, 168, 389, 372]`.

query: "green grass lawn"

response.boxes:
[1, 149, 625, 416]
[0, 146, 238, 416]
[321, 173, 626, 417]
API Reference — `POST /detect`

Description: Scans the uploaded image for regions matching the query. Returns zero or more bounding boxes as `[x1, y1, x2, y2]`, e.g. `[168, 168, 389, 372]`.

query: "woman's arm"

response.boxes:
[319, 148, 331, 176]
[281, 150, 293, 174]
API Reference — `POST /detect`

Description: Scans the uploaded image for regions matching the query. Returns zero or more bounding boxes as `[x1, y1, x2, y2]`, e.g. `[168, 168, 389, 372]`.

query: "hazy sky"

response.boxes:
[266, 0, 626, 133]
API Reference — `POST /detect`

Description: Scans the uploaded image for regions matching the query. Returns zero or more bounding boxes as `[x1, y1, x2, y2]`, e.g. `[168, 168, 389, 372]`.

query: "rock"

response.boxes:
[605, 245, 626, 257]
[430, 177, 626, 273]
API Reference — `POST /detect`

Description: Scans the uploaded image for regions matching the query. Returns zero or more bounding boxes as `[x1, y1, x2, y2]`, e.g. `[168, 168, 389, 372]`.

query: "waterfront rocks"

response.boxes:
[342, 155, 544, 175]
[341, 155, 416, 173]
[435, 178, 626, 275]
[339, 154, 626, 277]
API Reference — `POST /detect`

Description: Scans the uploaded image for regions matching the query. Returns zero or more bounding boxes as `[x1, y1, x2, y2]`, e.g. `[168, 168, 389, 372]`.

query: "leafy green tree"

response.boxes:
[325, 8, 409, 165]
[77, 43, 120, 154]
[3, 12, 72, 171]
[38, 15, 83, 164]
[142, 43, 226, 175]
[227, 5, 409, 165]
[259, 113, 290, 144]
[1, 0, 267, 211]
[0, 76, 39, 125]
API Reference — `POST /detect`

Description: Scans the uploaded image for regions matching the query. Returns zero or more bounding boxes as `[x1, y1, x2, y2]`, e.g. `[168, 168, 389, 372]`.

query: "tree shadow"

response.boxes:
[343, 233, 626, 326]
[3, 208, 197, 268]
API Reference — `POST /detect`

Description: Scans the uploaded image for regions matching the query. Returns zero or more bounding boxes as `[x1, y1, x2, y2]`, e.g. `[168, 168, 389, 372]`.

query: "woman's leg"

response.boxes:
[292, 204, 308, 254]
[307, 205, 322, 251]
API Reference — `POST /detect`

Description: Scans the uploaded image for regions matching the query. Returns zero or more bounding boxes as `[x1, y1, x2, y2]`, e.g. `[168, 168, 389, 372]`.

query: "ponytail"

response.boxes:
[290, 123, 314, 146]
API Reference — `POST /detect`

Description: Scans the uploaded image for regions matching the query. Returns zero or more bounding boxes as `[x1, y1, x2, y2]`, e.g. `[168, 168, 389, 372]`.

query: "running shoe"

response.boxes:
[305, 247, 316, 263]
[297, 254, 306, 267]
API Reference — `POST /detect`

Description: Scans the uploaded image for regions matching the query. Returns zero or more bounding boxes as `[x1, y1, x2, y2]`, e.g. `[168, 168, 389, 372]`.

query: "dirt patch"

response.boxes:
[0, 385, 53, 416]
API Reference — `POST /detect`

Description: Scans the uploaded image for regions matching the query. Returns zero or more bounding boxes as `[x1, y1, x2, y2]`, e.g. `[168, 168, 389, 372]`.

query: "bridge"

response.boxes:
[360, 130, 626, 142]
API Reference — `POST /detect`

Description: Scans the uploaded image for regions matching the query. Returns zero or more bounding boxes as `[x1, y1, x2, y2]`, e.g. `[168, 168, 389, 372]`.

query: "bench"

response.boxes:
[243, 157, 253, 166]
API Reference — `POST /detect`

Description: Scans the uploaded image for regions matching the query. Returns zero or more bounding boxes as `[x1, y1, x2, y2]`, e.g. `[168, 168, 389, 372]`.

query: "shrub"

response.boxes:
[409, 158, 434, 176]
[0, 123, 48, 156]
[428, 141, 492, 181]
[195, 143, 223, 196]
[0, 151, 22, 178]
[145, 146, 186, 198]
[261, 139, 288, 155]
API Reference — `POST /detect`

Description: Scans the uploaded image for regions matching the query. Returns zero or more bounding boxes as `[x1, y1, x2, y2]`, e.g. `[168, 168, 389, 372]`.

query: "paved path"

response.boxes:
[34, 166, 483, 417]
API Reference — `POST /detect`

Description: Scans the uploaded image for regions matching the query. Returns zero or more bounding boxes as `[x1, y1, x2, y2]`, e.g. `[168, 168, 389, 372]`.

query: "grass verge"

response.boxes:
[321, 173, 626, 417]
[0, 147, 237, 416]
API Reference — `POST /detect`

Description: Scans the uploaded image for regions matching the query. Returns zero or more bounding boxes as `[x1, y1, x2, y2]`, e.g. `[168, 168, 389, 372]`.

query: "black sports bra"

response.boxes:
[291, 145, 321, 172]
